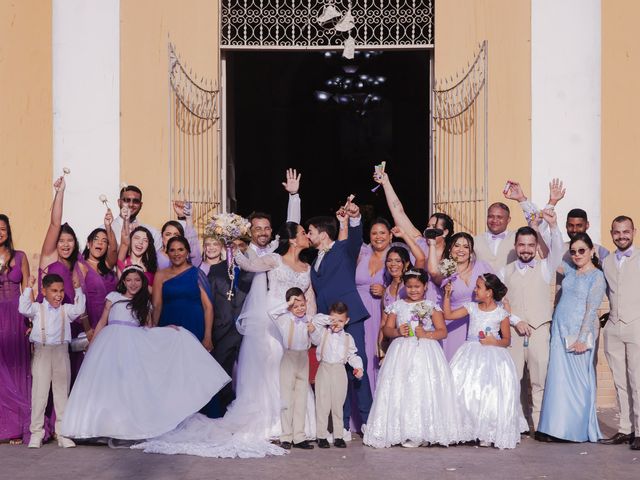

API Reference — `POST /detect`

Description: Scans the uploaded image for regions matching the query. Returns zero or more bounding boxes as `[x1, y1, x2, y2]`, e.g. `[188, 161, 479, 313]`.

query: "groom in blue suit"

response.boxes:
[307, 201, 372, 433]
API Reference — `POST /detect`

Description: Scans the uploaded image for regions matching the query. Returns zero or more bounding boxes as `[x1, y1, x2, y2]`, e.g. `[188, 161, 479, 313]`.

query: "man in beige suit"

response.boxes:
[500, 209, 563, 434]
[474, 202, 517, 272]
[600, 216, 640, 450]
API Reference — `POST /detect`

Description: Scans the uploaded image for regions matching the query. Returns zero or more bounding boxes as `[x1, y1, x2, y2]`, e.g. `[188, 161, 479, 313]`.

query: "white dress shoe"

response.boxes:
[57, 436, 76, 448]
[28, 436, 43, 449]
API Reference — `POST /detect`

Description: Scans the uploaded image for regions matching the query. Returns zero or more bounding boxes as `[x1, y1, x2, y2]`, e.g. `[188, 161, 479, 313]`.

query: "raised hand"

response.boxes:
[443, 282, 453, 297]
[390, 226, 405, 239]
[541, 207, 557, 227]
[53, 176, 66, 193]
[344, 196, 360, 218]
[548, 178, 565, 206]
[104, 209, 114, 228]
[172, 200, 186, 218]
[373, 171, 388, 185]
[502, 180, 526, 202]
[282, 168, 301, 195]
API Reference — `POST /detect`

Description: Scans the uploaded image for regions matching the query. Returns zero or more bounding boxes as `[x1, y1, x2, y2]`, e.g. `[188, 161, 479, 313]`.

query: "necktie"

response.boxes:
[616, 249, 632, 261]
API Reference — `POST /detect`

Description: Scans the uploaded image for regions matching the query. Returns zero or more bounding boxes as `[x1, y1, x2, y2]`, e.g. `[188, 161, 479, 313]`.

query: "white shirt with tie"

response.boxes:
[268, 302, 311, 351]
[19, 287, 86, 345]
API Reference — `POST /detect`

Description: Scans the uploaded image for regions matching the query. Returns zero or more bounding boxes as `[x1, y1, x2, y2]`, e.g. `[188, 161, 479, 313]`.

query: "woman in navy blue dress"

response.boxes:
[152, 236, 213, 351]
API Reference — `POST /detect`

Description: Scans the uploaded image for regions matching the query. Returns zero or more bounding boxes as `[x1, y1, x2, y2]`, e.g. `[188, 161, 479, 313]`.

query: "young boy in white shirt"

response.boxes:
[18, 273, 86, 448]
[310, 301, 363, 449]
[268, 287, 316, 450]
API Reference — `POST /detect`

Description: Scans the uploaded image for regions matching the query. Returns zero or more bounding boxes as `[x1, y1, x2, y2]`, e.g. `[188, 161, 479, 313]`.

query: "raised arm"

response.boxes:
[391, 226, 425, 269]
[542, 208, 564, 271]
[442, 284, 470, 320]
[427, 238, 444, 285]
[374, 172, 421, 239]
[103, 209, 118, 269]
[18, 277, 39, 318]
[40, 176, 66, 267]
[345, 201, 363, 259]
[173, 201, 202, 266]
[283, 168, 301, 223]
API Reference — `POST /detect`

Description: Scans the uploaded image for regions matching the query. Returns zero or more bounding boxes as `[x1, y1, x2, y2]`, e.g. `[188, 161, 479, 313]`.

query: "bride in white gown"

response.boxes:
[135, 222, 317, 458]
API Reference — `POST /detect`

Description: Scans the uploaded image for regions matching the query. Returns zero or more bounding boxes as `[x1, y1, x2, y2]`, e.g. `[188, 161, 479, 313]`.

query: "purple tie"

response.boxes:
[294, 315, 308, 324]
[616, 249, 632, 261]
[491, 232, 507, 240]
[516, 259, 536, 269]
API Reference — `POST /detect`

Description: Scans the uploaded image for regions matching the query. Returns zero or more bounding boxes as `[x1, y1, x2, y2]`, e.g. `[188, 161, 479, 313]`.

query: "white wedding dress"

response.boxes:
[135, 253, 317, 458]
[61, 292, 230, 440]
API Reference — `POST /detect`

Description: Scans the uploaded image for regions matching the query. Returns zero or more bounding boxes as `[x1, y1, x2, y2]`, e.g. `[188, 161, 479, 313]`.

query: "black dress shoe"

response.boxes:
[598, 432, 635, 445]
[293, 440, 314, 450]
[317, 438, 330, 449]
[534, 431, 564, 443]
[631, 438, 640, 450]
[280, 441, 292, 450]
[334, 438, 347, 448]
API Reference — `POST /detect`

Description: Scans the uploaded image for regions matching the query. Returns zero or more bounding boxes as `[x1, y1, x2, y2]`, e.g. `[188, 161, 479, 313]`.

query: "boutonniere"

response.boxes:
[320, 246, 332, 255]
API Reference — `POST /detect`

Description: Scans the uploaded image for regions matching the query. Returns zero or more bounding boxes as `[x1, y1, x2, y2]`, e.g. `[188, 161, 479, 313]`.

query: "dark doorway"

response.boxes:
[226, 50, 431, 233]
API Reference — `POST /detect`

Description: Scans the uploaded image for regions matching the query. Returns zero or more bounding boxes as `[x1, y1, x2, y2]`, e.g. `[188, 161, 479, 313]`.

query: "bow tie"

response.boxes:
[255, 247, 270, 256]
[293, 315, 308, 324]
[47, 304, 60, 312]
[616, 249, 632, 261]
[491, 232, 507, 240]
[516, 259, 536, 270]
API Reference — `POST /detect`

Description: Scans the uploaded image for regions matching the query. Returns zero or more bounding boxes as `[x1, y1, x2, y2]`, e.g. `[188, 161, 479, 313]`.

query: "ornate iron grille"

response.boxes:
[431, 41, 488, 235]
[220, 0, 434, 49]
[168, 43, 221, 236]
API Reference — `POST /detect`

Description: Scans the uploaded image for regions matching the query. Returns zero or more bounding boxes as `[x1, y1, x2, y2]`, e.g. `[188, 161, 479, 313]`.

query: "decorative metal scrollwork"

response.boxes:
[221, 0, 434, 49]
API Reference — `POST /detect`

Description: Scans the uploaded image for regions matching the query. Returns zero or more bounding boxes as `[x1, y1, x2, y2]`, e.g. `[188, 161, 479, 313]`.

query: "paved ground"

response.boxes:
[1, 409, 638, 480]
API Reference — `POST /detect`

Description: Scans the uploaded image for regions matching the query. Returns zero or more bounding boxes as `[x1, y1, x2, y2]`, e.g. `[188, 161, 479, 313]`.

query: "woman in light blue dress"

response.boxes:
[537, 233, 605, 442]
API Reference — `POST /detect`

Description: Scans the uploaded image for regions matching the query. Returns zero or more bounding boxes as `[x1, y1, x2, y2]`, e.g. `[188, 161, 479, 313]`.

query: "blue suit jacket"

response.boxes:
[311, 223, 370, 324]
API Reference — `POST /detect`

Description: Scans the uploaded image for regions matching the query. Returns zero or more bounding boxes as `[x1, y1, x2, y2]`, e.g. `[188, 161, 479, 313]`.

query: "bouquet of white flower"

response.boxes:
[438, 258, 457, 278]
[410, 301, 434, 330]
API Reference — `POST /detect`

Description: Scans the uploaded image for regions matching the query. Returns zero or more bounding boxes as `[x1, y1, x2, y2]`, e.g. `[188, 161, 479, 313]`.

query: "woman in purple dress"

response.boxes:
[429, 232, 494, 361]
[355, 218, 392, 394]
[76, 211, 118, 348]
[0, 214, 31, 444]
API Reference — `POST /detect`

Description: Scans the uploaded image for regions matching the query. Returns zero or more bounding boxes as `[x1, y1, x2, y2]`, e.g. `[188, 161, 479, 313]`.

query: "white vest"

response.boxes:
[474, 231, 517, 273]
[603, 249, 640, 325]
[503, 261, 552, 329]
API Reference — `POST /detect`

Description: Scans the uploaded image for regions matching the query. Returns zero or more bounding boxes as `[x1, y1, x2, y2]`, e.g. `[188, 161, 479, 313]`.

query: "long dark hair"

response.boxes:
[161, 220, 185, 247]
[444, 232, 475, 260]
[0, 214, 16, 273]
[116, 268, 151, 326]
[274, 222, 299, 256]
[128, 226, 158, 273]
[166, 236, 192, 264]
[479, 273, 508, 301]
[430, 212, 455, 241]
[58, 223, 80, 270]
[570, 232, 601, 270]
[83, 228, 113, 276]
[384, 245, 412, 285]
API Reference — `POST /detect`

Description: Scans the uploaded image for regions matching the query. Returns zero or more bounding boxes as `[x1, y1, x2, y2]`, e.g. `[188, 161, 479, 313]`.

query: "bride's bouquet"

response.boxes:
[205, 213, 251, 300]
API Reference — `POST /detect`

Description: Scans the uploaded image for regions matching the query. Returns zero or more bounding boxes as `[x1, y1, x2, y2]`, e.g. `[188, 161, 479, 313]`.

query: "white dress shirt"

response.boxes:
[19, 287, 86, 345]
[249, 193, 302, 256]
[310, 314, 363, 369]
[268, 302, 311, 351]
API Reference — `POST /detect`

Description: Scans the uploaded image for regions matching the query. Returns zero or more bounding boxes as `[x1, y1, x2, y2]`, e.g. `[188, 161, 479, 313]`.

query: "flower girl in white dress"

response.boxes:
[364, 269, 459, 448]
[443, 273, 527, 449]
[60, 266, 230, 442]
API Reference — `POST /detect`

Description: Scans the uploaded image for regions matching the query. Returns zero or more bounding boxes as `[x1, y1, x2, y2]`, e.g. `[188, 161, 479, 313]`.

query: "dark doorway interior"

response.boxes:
[227, 50, 430, 233]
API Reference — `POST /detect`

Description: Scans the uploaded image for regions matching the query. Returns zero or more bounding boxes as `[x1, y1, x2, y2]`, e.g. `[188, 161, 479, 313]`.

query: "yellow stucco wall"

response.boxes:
[435, 0, 531, 227]
[0, 0, 52, 260]
[120, 0, 219, 229]
[601, 0, 640, 249]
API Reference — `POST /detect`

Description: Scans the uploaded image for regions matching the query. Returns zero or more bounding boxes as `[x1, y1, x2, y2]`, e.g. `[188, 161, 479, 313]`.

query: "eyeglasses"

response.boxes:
[121, 198, 141, 205]
[569, 248, 588, 256]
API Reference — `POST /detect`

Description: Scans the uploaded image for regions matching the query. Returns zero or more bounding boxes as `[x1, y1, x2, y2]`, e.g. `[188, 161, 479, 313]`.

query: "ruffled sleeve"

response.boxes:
[384, 300, 401, 315]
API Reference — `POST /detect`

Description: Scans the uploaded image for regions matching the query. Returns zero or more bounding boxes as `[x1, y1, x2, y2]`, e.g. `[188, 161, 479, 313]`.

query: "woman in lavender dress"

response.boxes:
[76, 214, 118, 354]
[355, 218, 392, 395]
[156, 202, 201, 270]
[37, 176, 86, 381]
[429, 232, 494, 361]
[0, 214, 31, 444]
